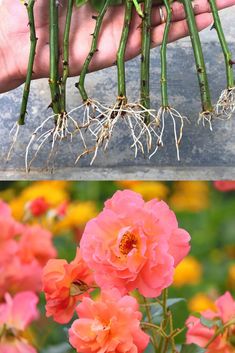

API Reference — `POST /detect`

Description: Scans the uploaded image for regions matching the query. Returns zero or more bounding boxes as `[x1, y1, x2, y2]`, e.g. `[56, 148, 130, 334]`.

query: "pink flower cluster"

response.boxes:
[0, 200, 57, 299]
[186, 292, 235, 353]
[43, 190, 191, 353]
[0, 199, 57, 352]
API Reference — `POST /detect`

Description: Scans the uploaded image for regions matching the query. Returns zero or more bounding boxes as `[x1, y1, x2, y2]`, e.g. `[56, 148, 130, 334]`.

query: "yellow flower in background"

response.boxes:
[53, 201, 98, 234]
[173, 256, 202, 287]
[116, 181, 140, 188]
[10, 181, 69, 220]
[188, 293, 217, 313]
[228, 263, 235, 289]
[169, 181, 209, 212]
[117, 181, 168, 201]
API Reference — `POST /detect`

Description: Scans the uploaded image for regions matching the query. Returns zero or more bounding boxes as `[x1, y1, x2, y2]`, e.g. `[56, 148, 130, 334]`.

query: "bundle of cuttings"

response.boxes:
[7, 0, 235, 170]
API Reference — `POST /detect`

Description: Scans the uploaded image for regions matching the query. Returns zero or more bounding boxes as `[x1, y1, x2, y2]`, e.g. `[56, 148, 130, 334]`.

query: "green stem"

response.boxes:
[117, 0, 133, 101]
[160, 0, 172, 108]
[76, 0, 110, 101]
[182, 0, 213, 112]
[141, 322, 166, 337]
[208, 0, 234, 89]
[143, 297, 158, 351]
[19, 0, 37, 125]
[49, 0, 61, 115]
[158, 289, 168, 353]
[140, 0, 152, 124]
[61, 0, 74, 113]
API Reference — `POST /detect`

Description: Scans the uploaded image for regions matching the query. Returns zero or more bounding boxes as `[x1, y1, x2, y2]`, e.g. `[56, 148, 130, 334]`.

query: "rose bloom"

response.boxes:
[0, 223, 57, 298]
[0, 291, 39, 353]
[69, 289, 149, 353]
[27, 197, 49, 217]
[0, 257, 43, 299]
[214, 181, 235, 192]
[18, 224, 57, 266]
[80, 190, 190, 297]
[0, 200, 23, 244]
[42, 248, 94, 324]
[186, 292, 235, 353]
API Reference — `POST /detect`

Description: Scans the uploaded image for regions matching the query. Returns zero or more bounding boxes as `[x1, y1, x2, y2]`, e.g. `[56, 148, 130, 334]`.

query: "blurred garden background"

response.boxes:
[0, 180, 235, 353]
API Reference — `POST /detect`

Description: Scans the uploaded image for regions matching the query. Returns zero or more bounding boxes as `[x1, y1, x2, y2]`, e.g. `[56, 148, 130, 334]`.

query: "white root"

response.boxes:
[74, 99, 158, 165]
[216, 87, 235, 119]
[6, 122, 20, 161]
[198, 110, 214, 131]
[25, 111, 82, 172]
[23, 99, 188, 170]
[149, 106, 187, 161]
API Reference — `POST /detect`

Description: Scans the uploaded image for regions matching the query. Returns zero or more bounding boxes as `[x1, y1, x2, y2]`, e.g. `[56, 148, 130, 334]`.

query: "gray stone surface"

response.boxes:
[0, 7, 235, 180]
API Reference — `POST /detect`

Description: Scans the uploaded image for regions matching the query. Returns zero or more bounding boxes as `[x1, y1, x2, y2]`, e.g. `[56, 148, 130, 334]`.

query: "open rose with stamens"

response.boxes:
[80, 190, 190, 297]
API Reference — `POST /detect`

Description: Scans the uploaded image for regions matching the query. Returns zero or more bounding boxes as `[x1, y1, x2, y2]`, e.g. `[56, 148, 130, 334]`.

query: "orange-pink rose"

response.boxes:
[80, 190, 191, 297]
[42, 248, 95, 324]
[69, 289, 150, 353]
[0, 291, 39, 353]
[186, 292, 235, 353]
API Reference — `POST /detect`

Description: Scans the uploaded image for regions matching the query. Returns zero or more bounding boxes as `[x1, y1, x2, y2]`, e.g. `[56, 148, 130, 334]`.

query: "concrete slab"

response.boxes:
[0, 7, 235, 179]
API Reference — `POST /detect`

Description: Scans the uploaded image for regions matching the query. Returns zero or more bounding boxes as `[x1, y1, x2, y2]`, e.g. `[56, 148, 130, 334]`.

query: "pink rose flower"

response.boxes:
[42, 248, 95, 324]
[0, 200, 23, 244]
[27, 197, 49, 217]
[80, 190, 190, 297]
[214, 181, 235, 192]
[69, 289, 150, 353]
[186, 292, 235, 353]
[0, 291, 39, 353]
[18, 224, 57, 266]
[0, 223, 57, 298]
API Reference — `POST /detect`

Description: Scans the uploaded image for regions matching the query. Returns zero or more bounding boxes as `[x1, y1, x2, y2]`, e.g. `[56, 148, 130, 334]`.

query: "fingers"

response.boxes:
[151, 0, 235, 26]
[151, 13, 213, 46]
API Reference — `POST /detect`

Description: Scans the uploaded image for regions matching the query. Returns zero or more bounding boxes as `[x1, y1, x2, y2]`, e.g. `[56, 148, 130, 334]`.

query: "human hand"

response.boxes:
[0, 0, 234, 94]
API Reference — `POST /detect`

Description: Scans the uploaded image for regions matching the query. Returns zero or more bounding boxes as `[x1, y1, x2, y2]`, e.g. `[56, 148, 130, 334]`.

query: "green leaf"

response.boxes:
[75, 0, 88, 7]
[166, 298, 186, 307]
[132, 0, 144, 17]
[200, 316, 222, 329]
[180, 343, 206, 353]
[151, 298, 186, 318]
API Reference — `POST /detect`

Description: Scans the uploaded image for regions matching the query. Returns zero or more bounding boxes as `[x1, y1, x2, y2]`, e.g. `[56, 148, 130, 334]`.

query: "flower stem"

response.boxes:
[208, 0, 234, 89]
[117, 0, 133, 102]
[182, 0, 213, 112]
[141, 322, 166, 337]
[61, 0, 74, 113]
[143, 297, 159, 351]
[140, 0, 152, 124]
[49, 0, 61, 115]
[19, 0, 37, 125]
[76, 0, 110, 102]
[160, 0, 172, 108]
[158, 289, 168, 353]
